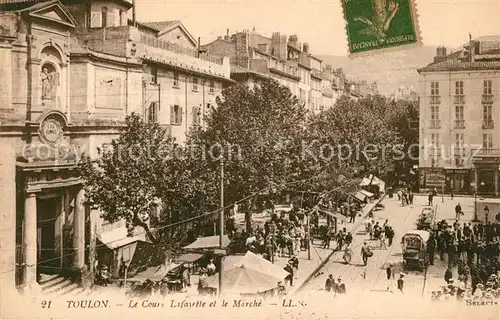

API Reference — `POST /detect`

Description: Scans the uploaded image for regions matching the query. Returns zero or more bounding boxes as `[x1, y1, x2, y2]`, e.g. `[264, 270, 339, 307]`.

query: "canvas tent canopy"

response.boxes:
[126, 263, 181, 283]
[183, 235, 231, 250]
[175, 253, 203, 263]
[206, 251, 288, 294]
[352, 191, 368, 203]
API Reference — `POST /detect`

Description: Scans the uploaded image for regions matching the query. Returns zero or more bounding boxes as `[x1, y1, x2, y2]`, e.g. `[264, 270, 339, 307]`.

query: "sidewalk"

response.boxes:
[287, 195, 386, 295]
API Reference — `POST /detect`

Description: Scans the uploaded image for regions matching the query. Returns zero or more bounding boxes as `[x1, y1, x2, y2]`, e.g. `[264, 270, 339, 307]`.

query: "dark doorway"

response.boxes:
[37, 197, 58, 270]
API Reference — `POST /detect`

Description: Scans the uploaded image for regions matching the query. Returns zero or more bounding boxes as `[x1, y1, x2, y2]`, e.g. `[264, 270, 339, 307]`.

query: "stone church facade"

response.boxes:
[0, 0, 231, 293]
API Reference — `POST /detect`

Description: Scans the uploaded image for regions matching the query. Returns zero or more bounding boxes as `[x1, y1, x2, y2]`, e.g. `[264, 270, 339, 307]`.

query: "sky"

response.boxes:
[134, 0, 500, 56]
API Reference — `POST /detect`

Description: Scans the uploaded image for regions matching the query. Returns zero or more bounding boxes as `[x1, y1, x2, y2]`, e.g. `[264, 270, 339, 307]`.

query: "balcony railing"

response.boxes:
[482, 94, 494, 103]
[453, 95, 465, 104]
[429, 95, 441, 104]
[482, 119, 494, 129]
[472, 148, 500, 157]
[453, 148, 466, 157]
[139, 34, 223, 65]
[454, 119, 465, 128]
[429, 119, 441, 128]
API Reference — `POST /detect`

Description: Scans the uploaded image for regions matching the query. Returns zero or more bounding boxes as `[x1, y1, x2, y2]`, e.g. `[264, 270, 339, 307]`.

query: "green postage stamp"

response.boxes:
[342, 0, 421, 55]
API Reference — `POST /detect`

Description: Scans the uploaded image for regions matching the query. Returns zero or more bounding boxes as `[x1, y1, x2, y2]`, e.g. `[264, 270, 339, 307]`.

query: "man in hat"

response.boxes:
[284, 261, 294, 287]
[386, 263, 395, 292]
[444, 266, 453, 284]
[397, 273, 405, 293]
[325, 274, 334, 292]
[206, 258, 216, 276]
[288, 256, 299, 279]
[337, 278, 346, 294]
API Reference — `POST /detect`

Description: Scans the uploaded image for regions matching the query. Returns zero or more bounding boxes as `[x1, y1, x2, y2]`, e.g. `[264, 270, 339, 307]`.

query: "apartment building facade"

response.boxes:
[202, 30, 346, 113]
[0, 0, 231, 292]
[417, 37, 500, 196]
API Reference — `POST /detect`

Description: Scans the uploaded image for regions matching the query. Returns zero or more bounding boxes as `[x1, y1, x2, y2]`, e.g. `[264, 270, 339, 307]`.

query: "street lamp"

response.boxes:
[471, 182, 480, 222]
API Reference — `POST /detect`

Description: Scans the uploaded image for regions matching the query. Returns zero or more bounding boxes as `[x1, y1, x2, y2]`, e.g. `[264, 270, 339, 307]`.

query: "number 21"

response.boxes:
[41, 300, 52, 308]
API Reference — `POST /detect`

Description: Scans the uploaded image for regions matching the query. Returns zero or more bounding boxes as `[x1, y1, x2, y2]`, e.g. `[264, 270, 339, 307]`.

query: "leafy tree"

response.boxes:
[186, 79, 310, 220]
[79, 113, 174, 243]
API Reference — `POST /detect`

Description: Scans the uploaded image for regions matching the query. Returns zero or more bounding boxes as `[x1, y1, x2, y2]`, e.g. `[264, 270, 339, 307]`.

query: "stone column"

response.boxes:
[23, 192, 38, 288]
[0, 143, 16, 292]
[73, 188, 85, 269]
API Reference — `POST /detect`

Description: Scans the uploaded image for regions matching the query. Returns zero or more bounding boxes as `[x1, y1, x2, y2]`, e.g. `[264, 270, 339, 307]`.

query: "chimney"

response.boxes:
[217, 36, 222, 40]
[132, 0, 136, 26]
[288, 34, 298, 48]
[271, 32, 287, 59]
[323, 64, 332, 73]
[433, 46, 447, 63]
[303, 43, 309, 53]
[469, 33, 475, 62]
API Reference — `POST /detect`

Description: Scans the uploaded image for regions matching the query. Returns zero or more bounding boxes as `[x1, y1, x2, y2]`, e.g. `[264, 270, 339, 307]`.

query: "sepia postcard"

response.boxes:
[0, 0, 499, 319]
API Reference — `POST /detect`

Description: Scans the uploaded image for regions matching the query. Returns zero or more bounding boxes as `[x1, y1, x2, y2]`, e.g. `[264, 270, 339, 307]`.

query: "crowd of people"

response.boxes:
[429, 214, 500, 303]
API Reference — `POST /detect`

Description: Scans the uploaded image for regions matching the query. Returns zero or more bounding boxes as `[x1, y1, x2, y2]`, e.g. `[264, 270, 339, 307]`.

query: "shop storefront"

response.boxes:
[419, 167, 446, 194]
[445, 169, 472, 195]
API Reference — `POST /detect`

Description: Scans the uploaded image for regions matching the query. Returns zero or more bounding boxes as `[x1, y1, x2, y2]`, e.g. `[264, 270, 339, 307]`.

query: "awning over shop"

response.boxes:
[127, 263, 180, 283]
[359, 189, 374, 198]
[319, 209, 346, 221]
[360, 177, 372, 186]
[183, 235, 231, 250]
[97, 226, 150, 250]
[176, 253, 203, 263]
[352, 191, 368, 203]
[359, 175, 386, 193]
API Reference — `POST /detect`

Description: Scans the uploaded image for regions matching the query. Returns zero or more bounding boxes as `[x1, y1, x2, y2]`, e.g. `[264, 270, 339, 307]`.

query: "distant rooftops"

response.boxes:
[418, 35, 500, 73]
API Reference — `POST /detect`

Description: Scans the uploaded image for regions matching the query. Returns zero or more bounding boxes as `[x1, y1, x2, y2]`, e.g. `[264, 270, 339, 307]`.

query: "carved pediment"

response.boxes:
[28, 2, 76, 29]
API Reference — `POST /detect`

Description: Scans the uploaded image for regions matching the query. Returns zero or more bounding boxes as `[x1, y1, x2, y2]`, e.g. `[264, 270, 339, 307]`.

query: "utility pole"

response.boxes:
[307, 214, 311, 260]
[218, 157, 224, 297]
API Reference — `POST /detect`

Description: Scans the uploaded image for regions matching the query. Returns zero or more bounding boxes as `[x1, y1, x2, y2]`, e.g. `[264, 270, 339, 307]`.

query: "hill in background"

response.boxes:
[318, 46, 446, 96]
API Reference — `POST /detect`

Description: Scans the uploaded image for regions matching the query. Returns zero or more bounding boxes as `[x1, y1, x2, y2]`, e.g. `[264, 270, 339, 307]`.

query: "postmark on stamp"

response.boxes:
[341, 0, 421, 55]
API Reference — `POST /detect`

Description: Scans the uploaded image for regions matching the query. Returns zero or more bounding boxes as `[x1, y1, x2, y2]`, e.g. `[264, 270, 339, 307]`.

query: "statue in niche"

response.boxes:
[41, 65, 59, 100]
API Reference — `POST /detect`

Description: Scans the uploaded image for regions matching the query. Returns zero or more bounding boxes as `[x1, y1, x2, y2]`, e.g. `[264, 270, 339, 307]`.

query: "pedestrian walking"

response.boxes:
[349, 209, 356, 223]
[397, 273, 405, 293]
[325, 274, 334, 292]
[289, 256, 299, 280]
[386, 263, 395, 292]
[455, 203, 462, 220]
[379, 232, 388, 250]
[427, 234, 437, 265]
[386, 226, 395, 246]
[408, 191, 414, 205]
[335, 230, 344, 250]
[284, 262, 294, 287]
[428, 193, 434, 206]
[361, 242, 372, 266]
[444, 266, 453, 284]
[336, 278, 346, 294]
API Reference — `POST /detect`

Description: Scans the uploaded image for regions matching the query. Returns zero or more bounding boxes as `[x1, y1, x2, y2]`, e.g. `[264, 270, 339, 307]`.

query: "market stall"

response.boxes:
[205, 251, 288, 296]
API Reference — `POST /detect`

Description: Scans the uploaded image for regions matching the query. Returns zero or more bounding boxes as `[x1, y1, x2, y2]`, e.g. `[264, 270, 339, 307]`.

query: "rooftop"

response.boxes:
[418, 35, 500, 73]
[138, 20, 179, 32]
